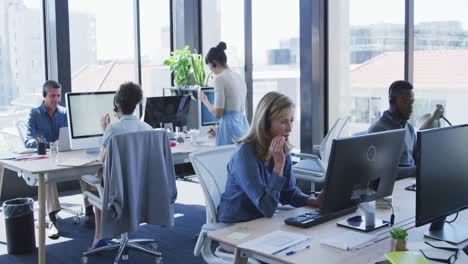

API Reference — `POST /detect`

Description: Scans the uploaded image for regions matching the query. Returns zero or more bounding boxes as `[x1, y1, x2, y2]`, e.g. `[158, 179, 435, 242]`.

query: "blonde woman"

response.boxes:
[217, 91, 320, 223]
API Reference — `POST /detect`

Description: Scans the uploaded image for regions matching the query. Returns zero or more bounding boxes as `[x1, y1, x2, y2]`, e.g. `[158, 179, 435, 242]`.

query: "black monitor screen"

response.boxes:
[416, 125, 468, 227]
[320, 129, 405, 215]
[144, 95, 191, 129]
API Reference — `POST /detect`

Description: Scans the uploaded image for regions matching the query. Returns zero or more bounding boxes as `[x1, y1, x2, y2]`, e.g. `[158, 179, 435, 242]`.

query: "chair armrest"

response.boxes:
[81, 174, 101, 186]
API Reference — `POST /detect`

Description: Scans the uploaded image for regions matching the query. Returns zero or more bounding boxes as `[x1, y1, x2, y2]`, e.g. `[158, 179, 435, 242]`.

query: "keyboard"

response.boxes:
[284, 207, 357, 228]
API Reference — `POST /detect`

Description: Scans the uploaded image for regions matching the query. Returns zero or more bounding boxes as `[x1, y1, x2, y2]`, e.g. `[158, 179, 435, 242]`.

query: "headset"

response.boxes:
[113, 94, 119, 112]
[42, 80, 62, 98]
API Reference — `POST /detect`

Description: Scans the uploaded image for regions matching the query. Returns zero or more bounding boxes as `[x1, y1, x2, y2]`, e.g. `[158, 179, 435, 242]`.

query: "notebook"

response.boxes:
[384, 251, 430, 264]
[320, 231, 378, 251]
[239, 230, 310, 255]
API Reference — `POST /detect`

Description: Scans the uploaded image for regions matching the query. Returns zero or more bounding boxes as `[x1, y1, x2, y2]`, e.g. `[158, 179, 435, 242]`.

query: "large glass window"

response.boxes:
[328, 0, 405, 135]
[69, 0, 137, 92]
[0, 0, 45, 154]
[202, 0, 245, 78]
[140, 0, 171, 97]
[252, 0, 301, 148]
[413, 0, 468, 126]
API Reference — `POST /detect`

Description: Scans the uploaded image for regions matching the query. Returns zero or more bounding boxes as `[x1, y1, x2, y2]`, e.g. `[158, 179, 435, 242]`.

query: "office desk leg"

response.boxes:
[38, 173, 46, 264]
[233, 248, 248, 264]
[0, 166, 4, 201]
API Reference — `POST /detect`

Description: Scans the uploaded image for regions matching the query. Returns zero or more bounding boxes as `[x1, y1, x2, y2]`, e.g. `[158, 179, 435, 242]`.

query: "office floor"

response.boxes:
[0, 179, 206, 264]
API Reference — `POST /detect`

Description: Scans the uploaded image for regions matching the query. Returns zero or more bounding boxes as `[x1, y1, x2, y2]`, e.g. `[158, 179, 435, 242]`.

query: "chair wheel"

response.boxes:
[155, 257, 163, 264]
[73, 216, 80, 224]
[151, 242, 159, 250]
[81, 256, 88, 264]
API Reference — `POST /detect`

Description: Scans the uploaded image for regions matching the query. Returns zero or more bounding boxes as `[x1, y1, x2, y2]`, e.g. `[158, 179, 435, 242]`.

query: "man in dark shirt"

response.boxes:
[368, 80, 416, 178]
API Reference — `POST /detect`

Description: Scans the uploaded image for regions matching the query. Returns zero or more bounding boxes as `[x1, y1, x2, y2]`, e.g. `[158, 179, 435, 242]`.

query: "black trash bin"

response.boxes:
[2, 197, 36, 254]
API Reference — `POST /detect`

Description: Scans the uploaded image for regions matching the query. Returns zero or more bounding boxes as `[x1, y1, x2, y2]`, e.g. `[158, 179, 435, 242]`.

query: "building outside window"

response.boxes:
[69, 0, 137, 92]
[0, 0, 45, 154]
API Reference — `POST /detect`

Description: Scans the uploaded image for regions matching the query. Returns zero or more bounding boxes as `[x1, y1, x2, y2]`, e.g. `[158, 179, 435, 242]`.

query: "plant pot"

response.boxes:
[390, 238, 407, 251]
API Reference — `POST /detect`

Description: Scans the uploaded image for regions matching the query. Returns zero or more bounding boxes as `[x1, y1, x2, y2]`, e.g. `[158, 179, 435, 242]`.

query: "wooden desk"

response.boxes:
[0, 141, 216, 264]
[0, 150, 101, 264]
[171, 140, 217, 165]
[208, 179, 467, 264]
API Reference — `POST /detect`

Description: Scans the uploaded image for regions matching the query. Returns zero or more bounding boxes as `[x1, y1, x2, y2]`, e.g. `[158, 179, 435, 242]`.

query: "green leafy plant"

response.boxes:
[163, 46, 193, 87]
[390, 228, 408, 239]
[190, 51, 211, 86]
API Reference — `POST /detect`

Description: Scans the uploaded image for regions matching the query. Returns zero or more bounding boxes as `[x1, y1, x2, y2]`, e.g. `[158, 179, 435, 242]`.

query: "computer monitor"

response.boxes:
[416, 124, 468, 244]
[143, 95, 191, 129]
[324, 129, 405, 232]
[198, 87, 218, 135]
[66, 91, 140, 151]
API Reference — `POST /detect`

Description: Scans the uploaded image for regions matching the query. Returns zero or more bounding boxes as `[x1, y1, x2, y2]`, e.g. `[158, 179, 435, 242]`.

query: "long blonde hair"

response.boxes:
[238, 91, 294, 160]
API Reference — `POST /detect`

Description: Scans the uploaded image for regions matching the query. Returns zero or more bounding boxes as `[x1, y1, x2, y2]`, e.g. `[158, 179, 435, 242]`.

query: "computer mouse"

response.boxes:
[347, 215, 363, 223]
[463, 244, 468, 256]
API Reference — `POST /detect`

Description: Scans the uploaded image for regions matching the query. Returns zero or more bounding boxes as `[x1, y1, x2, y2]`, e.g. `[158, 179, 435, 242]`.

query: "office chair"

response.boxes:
[292, 115, 351, 191]
[81, 130, 177, 264]
[190, 145, 260, 264]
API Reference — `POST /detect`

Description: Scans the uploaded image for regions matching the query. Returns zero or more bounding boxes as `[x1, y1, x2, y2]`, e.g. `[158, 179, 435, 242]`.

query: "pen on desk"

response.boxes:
[286, 245, 311, 256]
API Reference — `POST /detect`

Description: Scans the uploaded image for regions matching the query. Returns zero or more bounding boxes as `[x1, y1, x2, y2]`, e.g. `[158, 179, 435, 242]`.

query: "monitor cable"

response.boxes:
[361, 194, 395, 226]
[445, 211, 459, 224]
[379, 198, 395, 226]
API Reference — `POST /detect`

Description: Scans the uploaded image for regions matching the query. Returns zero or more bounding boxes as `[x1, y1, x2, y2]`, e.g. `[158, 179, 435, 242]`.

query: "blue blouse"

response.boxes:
[217, 142, 309, 223]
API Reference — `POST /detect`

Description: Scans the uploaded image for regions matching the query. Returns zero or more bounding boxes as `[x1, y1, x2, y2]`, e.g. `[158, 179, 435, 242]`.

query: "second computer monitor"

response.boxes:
[199, 87, 218, 133]
[321, 129, 405, 215]
[143, 95, 191, 129]
[416, 124, 468, 244]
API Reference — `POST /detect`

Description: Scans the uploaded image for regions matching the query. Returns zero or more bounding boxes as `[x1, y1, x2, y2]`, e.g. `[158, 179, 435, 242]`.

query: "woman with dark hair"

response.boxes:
[199, 41, 249, 145]
[88, 81, 153, 250]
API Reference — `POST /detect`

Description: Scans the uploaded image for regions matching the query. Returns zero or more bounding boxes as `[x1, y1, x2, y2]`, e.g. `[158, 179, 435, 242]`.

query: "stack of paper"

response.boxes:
[320, 231, 378, 251]
[239, 230, 310, 255]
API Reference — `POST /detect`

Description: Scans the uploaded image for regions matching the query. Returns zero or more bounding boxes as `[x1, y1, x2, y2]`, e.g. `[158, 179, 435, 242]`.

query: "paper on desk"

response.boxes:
[320, 231, 378, 251]
[57, 157, 99, 167]
[227, 232, 250, 240]
[239, 230, 310, 255]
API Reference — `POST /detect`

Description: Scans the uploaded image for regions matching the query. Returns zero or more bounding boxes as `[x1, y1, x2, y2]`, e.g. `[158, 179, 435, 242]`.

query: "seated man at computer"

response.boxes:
[25, 80, 94, 239]
[368, 80, 416, 178]
[217, 92, 320, 223]
[87, 81, 153, 250]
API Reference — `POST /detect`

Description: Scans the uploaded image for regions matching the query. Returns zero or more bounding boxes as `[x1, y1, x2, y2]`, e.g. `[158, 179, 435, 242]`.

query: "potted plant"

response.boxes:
[390, 228, 408, 251]
[190, 51, 211, 87]
[164, 46, 193, 88]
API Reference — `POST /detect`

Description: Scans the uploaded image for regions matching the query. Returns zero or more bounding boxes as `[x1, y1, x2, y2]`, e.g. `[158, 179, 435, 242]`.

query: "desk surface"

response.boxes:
[0, 150, 100, 174]
[208, 179, 467, 264]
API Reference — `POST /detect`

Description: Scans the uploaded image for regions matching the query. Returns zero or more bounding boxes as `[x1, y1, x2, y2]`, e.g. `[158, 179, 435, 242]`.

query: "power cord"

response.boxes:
[377, 197, 395, 226]
[364, 194, 395, 226]
[445, 212, 459, 224]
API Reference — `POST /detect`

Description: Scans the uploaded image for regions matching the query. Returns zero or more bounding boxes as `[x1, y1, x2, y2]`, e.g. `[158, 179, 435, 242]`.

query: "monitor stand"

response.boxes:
[337, 202, 389, 232]
[425, 218, 468, 244]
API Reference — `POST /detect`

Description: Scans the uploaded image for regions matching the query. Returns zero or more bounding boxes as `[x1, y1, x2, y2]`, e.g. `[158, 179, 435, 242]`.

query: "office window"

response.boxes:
[202, 0, 245, 79]
[252, 0, 301, 148]
[69, 0, 137, 92]
[140, 0, 171, 97]
[328, 0, 405, 135]
[413, 0, 468, 126]
[0, 0, 45, 154]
